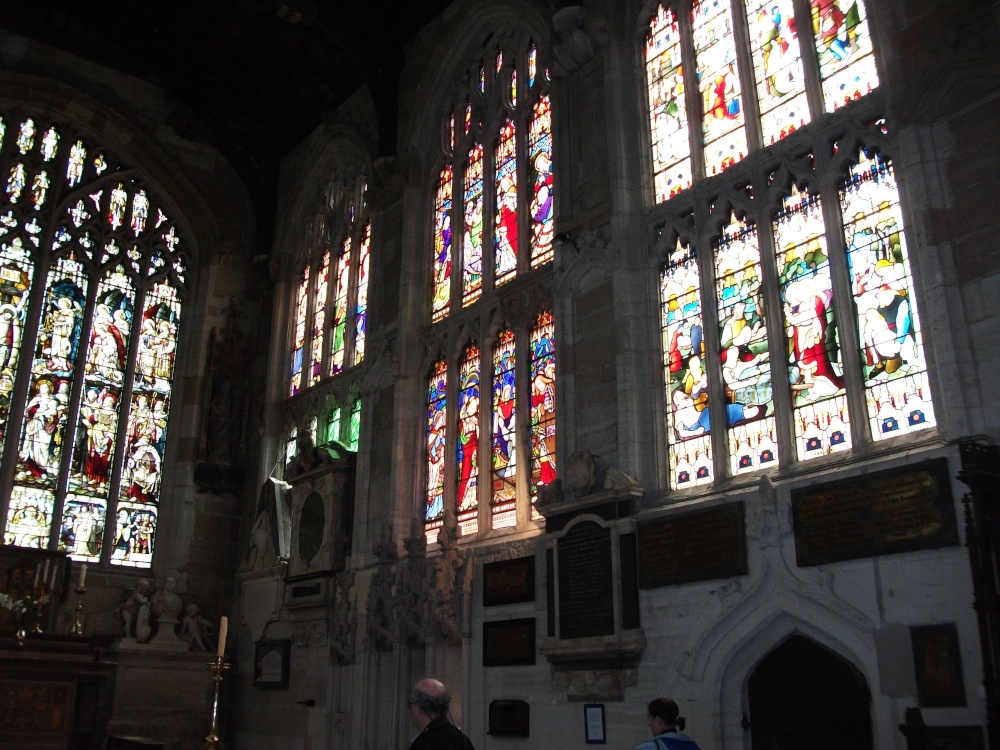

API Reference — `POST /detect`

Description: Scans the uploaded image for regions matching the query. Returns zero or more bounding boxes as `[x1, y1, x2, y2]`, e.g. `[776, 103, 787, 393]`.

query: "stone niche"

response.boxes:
[537, 451, 646, 702]
[284, 443, 355, 584]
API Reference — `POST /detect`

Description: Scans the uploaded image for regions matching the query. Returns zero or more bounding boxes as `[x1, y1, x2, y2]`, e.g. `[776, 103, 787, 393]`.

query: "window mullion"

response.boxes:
[679, 0, 706, 182]
[791, 0, 825, 124]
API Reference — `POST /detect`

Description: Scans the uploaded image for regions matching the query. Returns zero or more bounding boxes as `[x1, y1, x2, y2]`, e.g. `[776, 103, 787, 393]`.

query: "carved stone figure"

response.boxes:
[566, 450, 597, 496]
[180, 603, 213, 651]
[115, 578, 152, 642]
[241, 505, 277, 572]
[330, 571, 356, 664]
[151, 575, 183, 622]
[431, 525, 473, 645]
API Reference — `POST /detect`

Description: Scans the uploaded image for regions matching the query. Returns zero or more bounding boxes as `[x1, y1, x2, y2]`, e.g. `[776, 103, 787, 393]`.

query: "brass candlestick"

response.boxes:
[68, 585, 87, 636]
[205, 656, 230, 749]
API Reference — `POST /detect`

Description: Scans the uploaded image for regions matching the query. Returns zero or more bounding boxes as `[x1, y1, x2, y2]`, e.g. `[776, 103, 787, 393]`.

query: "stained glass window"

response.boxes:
[774, 186, 850, 459]
[424, 33, 556, 542]
[0, 111, 187, 568]
[456, 343, 480, 537]
[463, 144, 484, 306]
[645, 4, 691, 200]
[491, 328, 517, 528]
[310, 251, 329, 386]
[811, 0, 879, 112]
[426, 358, 448, 544]
[645, 0, 880, 203]
[841, 149, 934, 438]
[661, 238, 713, 487]
[432, 35, 553, 320]
[529, 96, 553, 267]
[529, 311, 555, 506]
[715, 214, 776, 475]
[432, 166, 453, 322]
[330, 237, 351, 376]
[494, 120, 518, 286]
[347, 395, 362, 450]
[694, 0, 747, 176]
[353, 222, 370, 366]
[747, 0, 809, 145]
[290, 266, 309, 396]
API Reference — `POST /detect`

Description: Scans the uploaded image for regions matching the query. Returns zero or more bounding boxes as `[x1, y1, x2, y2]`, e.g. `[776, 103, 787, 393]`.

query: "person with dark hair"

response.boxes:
[407, 677, 477, 750]
[634, 698, 701, 750]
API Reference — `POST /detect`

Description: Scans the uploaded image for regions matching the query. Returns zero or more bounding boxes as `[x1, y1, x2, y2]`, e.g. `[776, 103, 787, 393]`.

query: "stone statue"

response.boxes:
[151, 576, 183, 622]
[241, 505, 277, 572]
[331, 571, 356, 664]
[180, 603, 214, 651]
[116, 578, 152, 642]
[432, 525, 474, 645]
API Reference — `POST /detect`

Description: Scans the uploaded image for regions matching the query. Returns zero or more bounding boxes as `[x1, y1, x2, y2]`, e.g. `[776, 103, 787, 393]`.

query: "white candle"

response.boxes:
[78, 563, 87, 588]
[217, 615, 228, 658]
[40, 561, 50, 591]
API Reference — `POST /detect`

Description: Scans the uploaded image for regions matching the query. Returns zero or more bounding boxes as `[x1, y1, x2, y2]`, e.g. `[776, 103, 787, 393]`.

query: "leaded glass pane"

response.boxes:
[747, 0, 810, 145]
[290, 265, 309, 396]
[353, 222, 370, 366]
[774, 187, 851, 459]
[456, 343, 480, 537]
[529, 96, 553, 267]
[310, 251, 329, 386]
[811, 0, 879, 112]
[841, 149, 935, 439]
[491, 328, 517, 528]
[432, 166, 453, 322]
[463, 145, 484, 305]
[715, 214, 776, 474]
[646, 4, 692, 200]
[0, 238, 34, 468]
[494, 121, 518, 285]
[347, 396, 361, 451]
[662, 239, 714, 487]
[426, 358, 448, 545]
[529, 310, 555, 510]
[694, 0, 748, 176]
[330, 238, 351, 376]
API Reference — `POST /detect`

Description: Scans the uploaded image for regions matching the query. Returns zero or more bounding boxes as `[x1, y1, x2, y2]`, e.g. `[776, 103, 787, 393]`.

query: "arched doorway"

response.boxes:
[748, 635, 872, 750]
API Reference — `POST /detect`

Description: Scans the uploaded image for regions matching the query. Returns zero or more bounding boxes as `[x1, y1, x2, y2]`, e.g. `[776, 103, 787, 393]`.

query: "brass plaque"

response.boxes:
[792, 458, 957, 566]
[639, 502, 747, 588]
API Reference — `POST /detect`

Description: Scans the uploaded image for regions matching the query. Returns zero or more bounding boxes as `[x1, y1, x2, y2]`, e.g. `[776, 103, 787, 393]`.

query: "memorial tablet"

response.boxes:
[638, 503, 746, 588]
[558, 521, 614, 639]
[483, 618, 536, 666]
[483, 556, 535, 606]
[792, 458, 957, 566]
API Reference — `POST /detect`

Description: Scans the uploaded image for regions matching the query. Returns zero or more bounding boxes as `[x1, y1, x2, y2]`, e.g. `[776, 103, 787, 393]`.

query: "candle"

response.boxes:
[78, 563, 87, 589]
[40, 560, 50, 592]
[217, 615, 228, 658]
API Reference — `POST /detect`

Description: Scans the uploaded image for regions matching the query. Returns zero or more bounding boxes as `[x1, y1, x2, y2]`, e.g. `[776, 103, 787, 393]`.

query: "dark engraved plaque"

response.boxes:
[792, 458, 958, 566]
[924, 726, 985, 750]
[483, 556, 535, 606]
[913, 624, 966, 707]
[483, 618, 536, 666]
[638, 503, 747, 588]
[558, 521, 614, 639]
[488, 699, 530, 737]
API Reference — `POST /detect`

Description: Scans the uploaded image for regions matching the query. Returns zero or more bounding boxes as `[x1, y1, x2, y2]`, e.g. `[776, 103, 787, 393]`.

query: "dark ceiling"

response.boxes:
[0, 0, 454, 247]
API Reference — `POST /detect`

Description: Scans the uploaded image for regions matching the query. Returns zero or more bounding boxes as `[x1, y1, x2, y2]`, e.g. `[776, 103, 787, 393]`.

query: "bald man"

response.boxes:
[407, 677, 476, 750]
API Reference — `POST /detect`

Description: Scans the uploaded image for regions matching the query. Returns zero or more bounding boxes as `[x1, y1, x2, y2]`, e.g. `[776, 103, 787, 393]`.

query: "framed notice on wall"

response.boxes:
[254, 639, 291, 688]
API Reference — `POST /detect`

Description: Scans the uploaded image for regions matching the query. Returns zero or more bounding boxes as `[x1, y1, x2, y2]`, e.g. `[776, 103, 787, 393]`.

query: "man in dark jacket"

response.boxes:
[407, 677, 476, 750]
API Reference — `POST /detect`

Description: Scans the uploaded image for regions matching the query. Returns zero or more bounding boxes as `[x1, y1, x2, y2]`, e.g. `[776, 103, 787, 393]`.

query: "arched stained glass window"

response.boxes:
[456, 343, 480, 537]
[715, 213, 776, 475]
[288, 176, 371, 391]
[347, 394, 362, 450]
[644, 0, 880, 194]
[491, 327, 517, 529]
[661, 238, 713, 487]
[529, 310, 555, 505]
[774, 186, 850, 459]
[694, 0, 747, 176]
[290, 266, 309, 396]
[431, 32, 554, 321]
[494, 120, 518, 286]
[841, 149, 933, 438]
[645, 4, 691, 201]
[426, 358, 448, 544]
[424, 31, 556, 544]
[528, 96, 553, 267]
[310, 250, 329, 386]
[0, 110, 188, 568]
[463, 144, 484, 306]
